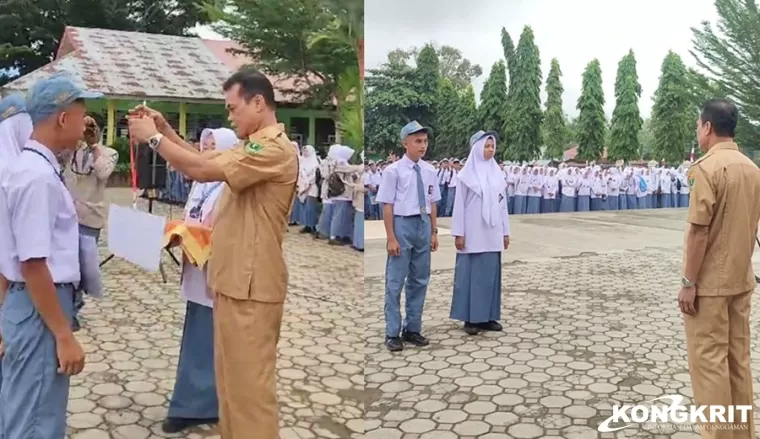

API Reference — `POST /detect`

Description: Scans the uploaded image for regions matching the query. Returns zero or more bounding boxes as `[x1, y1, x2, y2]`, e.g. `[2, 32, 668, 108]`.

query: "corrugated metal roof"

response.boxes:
[2, 26, 307, 103]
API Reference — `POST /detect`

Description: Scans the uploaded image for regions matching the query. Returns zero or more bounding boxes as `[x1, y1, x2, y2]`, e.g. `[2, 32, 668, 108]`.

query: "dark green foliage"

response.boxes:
[575, 59, 606, 162]
[651, 51, 692, 164]
[542, 58, 566, 160]
[608, 50, 643, 161]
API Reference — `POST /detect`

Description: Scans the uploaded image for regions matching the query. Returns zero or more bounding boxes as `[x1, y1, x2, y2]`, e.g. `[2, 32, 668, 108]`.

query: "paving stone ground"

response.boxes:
[65, 189, 363, 439]
[364, 209, 760, 439]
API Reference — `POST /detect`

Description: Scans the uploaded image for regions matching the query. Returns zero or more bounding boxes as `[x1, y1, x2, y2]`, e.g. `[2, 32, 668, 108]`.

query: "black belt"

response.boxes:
[8, 281, 76, 289]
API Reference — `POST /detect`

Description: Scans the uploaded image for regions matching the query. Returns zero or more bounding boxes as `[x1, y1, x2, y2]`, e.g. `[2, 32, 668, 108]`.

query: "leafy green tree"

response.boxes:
[459, 84, 479, 157]
[505, 26, 543, 162]
[386, 45, 482, 89]
[365, 62, 426, 155]
[638, 118, 655, 160]
[478, 61, 508, 144]
[415, 45, 440, 156]
[542, 58, 566, 160]
[607, 50, 643, 161]
[206, 0, 355, 106]
[0, 0, 209, 84]
[436, 78, 462, 158]
[500, 27, 517, 152]
[691, 0, 760, 152]
[575, 59, 606, 162]
[651, 51, 692, 164]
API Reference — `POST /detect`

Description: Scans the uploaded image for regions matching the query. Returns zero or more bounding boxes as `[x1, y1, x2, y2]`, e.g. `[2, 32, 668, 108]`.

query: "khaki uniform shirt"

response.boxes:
[685, 142, 760, 296]
[206, 124, 298, 303]
[63, 144, 119, 230]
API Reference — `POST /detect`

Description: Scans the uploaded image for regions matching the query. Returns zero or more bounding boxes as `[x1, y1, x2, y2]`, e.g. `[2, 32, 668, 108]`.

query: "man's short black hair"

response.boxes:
[223, 68, 276, 109]
[700, 98, 738, 138]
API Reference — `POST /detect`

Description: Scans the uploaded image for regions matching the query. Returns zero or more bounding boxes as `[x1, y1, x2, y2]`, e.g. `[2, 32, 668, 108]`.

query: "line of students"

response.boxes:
[289, 144, 365, 251]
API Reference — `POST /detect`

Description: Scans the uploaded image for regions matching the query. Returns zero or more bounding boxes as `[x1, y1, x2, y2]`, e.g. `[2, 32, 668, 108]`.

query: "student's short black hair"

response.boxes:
[222, 68, 276, 109]
[700, 98, 738, 138]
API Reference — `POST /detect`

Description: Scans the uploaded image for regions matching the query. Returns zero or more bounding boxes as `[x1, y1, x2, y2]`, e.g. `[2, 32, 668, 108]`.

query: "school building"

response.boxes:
[0, 26, 336, 148]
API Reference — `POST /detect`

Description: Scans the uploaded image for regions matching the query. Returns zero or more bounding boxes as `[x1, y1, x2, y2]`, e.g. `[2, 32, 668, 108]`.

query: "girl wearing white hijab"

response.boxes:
[316, 145, 338, 239]
[506, 166, 519, 214]
[0, 93, 32, 392]
[677, 167, 690, 207]
[590, 168, 605, 211]
[297, 145, 321, 234]
[526, 167, 542, 214]
[559, 167, 577, 212]
[324, 145, 362, 245]
[543, 168, 559, 213]
[635, 168, 648, 209]
[625, 168, 637, 209]
[450, 131, 510, 335]
[577, 168, 592, 211]
[0, 94, 32, 166]
[163, 127, 238, 434]
[660, 168, 672, 208]
[289, 142, 303, 226]
[669, 167, 679, 207]
[514, 166, 530, 214]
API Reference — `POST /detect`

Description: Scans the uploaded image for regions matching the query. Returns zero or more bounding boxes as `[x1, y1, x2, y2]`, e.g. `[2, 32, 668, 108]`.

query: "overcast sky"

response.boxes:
[366, 0, 718, 119]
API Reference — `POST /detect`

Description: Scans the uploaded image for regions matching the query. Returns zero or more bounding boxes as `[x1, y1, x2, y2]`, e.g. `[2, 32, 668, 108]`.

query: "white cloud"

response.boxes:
[366, 0, 717, 118]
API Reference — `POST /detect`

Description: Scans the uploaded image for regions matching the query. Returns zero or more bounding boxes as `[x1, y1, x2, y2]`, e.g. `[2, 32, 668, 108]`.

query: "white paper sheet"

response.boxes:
[107, 204, 166, 272]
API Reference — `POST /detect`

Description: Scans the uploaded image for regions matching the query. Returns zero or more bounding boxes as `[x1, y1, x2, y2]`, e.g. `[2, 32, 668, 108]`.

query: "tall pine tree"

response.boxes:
[576, 59, 607, 162]
[651, 51, 692, 164]
[500, 28, 517, 152]
[460, 84, 479, 157]
[415, 45, 441, 156]
[607, 50, 643, 161]
[505, 26, 543, 161]
[543, 58, 566, 160]
[478, 61, 508, 143]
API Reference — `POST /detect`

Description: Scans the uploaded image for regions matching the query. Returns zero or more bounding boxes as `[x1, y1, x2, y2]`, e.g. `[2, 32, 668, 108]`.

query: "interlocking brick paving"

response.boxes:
[364, 210, 760, 439]
[64, 189, 363, 439]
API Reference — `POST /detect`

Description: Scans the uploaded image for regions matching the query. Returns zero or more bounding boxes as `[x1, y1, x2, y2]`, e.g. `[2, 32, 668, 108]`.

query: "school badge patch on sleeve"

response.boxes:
[244, 141, 264, 155]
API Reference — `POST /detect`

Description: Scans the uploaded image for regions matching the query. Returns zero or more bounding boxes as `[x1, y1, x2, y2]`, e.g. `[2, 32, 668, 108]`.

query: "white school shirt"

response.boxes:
[0, 141, 80, 283]
[375, 155, 442, 216]
[577, 177, 592, 196]
[561, 177, 577, 197]
[451, 184, 510, 253]
[515, 174, 530, 196]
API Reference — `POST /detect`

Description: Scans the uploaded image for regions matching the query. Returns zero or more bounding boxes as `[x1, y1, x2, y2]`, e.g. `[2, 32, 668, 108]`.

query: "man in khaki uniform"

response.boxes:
[679, 98, 760, 439]
[128, 69, 298, 438]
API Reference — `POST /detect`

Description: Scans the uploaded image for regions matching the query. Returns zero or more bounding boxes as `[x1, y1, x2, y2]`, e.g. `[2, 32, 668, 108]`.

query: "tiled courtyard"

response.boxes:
[64, 189, 363, 439]
[363, 210, 760, 439]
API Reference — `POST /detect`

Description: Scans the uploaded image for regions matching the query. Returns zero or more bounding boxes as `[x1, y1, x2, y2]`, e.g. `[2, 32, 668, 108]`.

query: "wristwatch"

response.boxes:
[681, 277, 695, 288]
[147, 133, 164, 151]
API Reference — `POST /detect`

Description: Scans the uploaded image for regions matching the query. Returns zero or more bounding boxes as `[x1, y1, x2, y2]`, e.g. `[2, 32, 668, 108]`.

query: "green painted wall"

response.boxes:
[87, 98, 333, 145]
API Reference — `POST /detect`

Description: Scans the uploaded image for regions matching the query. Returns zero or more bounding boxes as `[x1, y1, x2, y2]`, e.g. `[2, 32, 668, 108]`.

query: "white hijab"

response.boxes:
[184, 128, 238, 224]
[300, 144, 320, 173]
[0, 112, 33, 165]
[457, 135, 505, 227]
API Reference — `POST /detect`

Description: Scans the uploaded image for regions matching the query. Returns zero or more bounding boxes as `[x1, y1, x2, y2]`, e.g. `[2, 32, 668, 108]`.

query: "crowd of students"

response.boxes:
[364, 158, 692, 219]
[289, 144, 365, 252]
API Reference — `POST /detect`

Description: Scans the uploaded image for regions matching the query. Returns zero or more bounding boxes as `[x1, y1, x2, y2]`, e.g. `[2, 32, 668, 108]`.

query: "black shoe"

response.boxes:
[328, 239, 342, 246]
[478, 321, 503, 332]
[463, 322, 480, 335]
[161, 417, 218, 433]
[299, 227, 311, 234]
[402, 331, 429, 347]
[386, 337, 403, 352]
[72, 317, 81, 332]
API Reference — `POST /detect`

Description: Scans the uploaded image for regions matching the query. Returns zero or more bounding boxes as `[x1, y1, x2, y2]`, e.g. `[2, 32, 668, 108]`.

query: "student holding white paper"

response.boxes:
[162, 127, 237, 434]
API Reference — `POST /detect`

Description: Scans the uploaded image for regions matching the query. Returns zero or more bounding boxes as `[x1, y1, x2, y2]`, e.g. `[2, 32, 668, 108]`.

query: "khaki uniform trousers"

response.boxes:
[684, 291, 755, 439]
[213, 293, 284, 439]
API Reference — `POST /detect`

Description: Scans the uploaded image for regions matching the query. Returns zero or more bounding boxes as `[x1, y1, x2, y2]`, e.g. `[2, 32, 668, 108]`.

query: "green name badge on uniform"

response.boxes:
[689, 177, 695, 188]
[244, 141, 264, 155]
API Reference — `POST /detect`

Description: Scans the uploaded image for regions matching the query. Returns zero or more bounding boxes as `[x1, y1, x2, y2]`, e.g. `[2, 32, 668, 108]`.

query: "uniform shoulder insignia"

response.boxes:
[244, 140, 264, 155]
